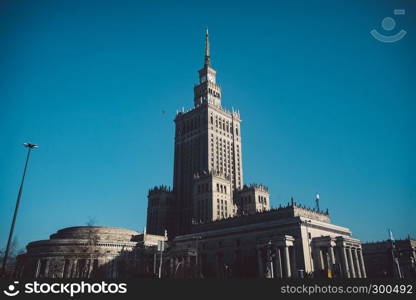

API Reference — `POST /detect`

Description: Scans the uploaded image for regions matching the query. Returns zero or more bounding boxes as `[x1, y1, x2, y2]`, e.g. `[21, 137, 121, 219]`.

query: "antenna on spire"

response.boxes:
[204, 28, 211, 67]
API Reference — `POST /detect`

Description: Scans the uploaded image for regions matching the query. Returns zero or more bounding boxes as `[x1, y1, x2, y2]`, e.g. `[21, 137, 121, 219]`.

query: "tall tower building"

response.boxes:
[147, 30, 269, 238]
[172, 30, 244, 235]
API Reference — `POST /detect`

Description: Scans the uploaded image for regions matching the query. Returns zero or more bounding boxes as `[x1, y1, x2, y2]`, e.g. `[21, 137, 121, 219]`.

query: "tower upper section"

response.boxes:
[194, 29, 222, 108]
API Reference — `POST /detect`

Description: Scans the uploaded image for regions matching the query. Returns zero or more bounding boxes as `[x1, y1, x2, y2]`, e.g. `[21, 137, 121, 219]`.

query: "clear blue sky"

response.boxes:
[1, 0, 415, 251]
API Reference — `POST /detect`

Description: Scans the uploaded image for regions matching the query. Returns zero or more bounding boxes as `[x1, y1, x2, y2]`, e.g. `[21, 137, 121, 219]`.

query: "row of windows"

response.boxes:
[195, 199, 209, 222]
[196, 182, 230, 195]
[210, 135, 242, 184]
[208, 88, 220, 98]
[240, 196, 253, 204]
[216, 183, 227, 194]
[238, 195, 267, 206]
[197, 183, 210, 194]
[258, 195, 267, 204]
[210, 114, 239, 136]
[177, 115, 203, 135]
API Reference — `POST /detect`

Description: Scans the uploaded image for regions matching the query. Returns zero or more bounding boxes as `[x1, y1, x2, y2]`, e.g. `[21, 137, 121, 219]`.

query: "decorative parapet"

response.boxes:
[175, 102, 240, 120]
[236, 183, 269, 193]
[193, 169, 231, 181]
[191, 201, 330, 232]
[292, 205, 330, 223]
[148, 185, 172, 196]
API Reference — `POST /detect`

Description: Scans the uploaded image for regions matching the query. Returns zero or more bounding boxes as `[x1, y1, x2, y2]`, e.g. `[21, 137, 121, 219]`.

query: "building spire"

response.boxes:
[204, 28, 211, 67]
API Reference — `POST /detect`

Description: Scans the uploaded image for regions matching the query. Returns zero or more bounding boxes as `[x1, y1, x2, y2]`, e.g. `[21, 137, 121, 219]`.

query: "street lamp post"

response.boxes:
[1, 143, 38, 277]
[194, 235, 202, 278]
[266, 240, 274, 278]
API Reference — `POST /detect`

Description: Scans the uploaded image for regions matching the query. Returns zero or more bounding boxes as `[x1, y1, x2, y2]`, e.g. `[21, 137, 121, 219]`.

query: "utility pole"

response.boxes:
[1, 143, 38, 277]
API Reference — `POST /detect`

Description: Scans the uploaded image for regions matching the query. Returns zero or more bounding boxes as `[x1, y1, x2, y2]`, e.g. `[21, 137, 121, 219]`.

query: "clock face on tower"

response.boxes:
[207, 73, 215, 83]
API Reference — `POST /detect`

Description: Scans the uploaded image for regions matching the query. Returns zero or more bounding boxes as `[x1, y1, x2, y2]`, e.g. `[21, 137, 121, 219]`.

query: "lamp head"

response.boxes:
[23, 143, 39, 149]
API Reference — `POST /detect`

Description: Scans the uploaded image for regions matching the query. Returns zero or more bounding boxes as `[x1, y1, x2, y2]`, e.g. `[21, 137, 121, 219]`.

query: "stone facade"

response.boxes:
[14, 226, 167, 279]
[362, 238, 416, 278]
[141, 31, 367, 279]
[146, 186, 173, 236]
[235, 184, 270, 215]
[193, 170, 236, 223]
[167, 203, 366, 278]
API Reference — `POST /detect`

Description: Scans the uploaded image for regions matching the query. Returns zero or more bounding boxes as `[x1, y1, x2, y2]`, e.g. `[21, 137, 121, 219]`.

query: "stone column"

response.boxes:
[44, 259, 50, 278]
[321, 249, 327, 271]
[312, 247, 321, 272]
[358, 249, 367, 278]
[186, 255, 191, 268]
[340, 247, 350, 278]
[328, 246, 336, 277]
[66, 260, 74, 278]
[275, 247, 283, 278]
[347, 248, 356, 278]
[153, 253, 157, 274]
[353, 248, 361, 278]
[290, 246, 297, 278]
[35, 259, 41, 278]
[284, 246, 291, 278]
[257, 248, 264, 278]
[170, 258, 174, 277]
[75, 259, 80, 278]
[329, 247, 336, 265]
[186, 255, 191, 278]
